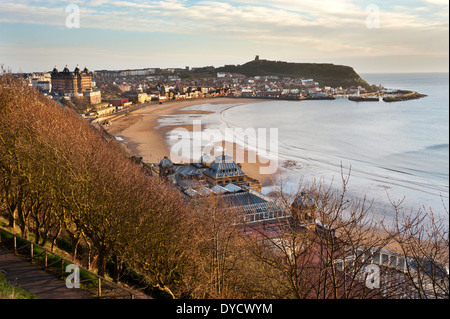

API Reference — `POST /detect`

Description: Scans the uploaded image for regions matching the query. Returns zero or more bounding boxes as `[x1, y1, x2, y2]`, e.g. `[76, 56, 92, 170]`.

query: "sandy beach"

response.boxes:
[105, 97, 408, 253]
[106, 97, 278, 186]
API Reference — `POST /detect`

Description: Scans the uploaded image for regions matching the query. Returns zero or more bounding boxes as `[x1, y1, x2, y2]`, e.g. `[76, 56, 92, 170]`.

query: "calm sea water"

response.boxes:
[220, 73, 449, 220]
[159, 73, 449, 221]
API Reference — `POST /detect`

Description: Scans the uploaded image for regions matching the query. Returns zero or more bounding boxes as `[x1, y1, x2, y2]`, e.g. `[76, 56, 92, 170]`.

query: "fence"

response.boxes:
[0, 227, 138, 299]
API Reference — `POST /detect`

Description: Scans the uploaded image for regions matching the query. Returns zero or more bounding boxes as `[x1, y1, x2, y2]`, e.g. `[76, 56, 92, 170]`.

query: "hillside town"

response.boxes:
[20, 63, 380, 117]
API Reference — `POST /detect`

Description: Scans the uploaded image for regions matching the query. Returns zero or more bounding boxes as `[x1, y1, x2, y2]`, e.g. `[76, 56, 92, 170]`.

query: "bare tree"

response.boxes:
[382, 196, 449, 299]
[244, 168, 395, 299]
[181, 193, 246, 298]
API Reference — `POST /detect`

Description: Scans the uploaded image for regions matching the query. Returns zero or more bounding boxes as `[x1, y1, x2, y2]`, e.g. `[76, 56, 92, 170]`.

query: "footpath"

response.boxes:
[0, 247, 93, 299]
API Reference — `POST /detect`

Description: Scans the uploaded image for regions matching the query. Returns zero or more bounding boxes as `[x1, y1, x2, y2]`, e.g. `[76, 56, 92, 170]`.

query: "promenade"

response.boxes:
[0, 247, 93, 299]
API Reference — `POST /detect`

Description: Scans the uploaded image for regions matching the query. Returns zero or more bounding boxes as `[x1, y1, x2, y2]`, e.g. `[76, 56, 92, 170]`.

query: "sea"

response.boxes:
[158, 73, 449, 223]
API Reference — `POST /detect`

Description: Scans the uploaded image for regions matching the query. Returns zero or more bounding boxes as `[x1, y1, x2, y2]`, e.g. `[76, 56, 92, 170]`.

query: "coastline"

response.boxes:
[104, 97, 421, 254]
[106, 97, 278, 186]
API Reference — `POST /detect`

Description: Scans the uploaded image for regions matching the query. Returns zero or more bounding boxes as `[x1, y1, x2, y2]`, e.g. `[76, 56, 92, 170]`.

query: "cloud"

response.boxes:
[420, 0, 449, 6]
[89, 0, 109, 6]
[0, 0, 447, 62]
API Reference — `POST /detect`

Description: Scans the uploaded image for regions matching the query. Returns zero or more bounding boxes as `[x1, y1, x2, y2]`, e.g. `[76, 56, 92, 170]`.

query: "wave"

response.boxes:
[161, 98, 449, 220]
[425, 143, 449, 151]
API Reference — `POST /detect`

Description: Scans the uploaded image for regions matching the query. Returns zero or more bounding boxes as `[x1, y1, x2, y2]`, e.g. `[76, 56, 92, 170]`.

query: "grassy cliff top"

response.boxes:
[216, 59, 371, 89]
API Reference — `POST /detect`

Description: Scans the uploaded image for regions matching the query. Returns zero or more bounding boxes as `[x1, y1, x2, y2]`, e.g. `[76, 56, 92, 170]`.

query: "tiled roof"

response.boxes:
[175, 165, 203, 178]
[159, 156, 173, 168]
[199, 153, 213, 164]
[211, 185, 229, 194]
[222, 192, 268, 207]
[177, 179, 204, 189]
[221, 192, 287, 223]
[204, 154, 245, 179]
[223, 183, 242, 193]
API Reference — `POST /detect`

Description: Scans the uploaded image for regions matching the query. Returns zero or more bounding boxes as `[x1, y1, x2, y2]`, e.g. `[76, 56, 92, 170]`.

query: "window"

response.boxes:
[397, 258, 405, 269]
[373, 253, 380, 264]
[389, 256, 396, 266]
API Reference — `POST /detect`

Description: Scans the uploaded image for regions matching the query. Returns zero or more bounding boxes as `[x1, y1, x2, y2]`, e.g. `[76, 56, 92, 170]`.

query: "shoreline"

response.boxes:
[105, 95, 447, 216]
[103, 96, 438, 254]
[106, 97, 278, 186]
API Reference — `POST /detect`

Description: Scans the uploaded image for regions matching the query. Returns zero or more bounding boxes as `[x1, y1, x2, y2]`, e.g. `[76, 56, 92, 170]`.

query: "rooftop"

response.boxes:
[204, 154, 245, 179]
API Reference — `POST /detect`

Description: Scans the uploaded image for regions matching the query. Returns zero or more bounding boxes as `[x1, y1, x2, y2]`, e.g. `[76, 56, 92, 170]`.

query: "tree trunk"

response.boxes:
[112, 254, 121, 283]
[71, 236, 80, 261]
[87, 242, 91, 269]
[34, 222, 41, 245]
[40, 233, 48, 248]
[18, 206, 28, 239]
[8, 203, 16, 229]
[16, 200, 29, 239]
[96, 248, 108, 278]
[50, 222, 62, 252]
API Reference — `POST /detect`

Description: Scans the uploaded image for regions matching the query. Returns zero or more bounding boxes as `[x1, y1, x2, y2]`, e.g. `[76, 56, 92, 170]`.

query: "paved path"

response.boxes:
[0, 247, 94, 299]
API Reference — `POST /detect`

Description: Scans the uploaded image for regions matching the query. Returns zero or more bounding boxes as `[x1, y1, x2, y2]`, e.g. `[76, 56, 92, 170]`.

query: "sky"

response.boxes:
[0, 0, 448, 74]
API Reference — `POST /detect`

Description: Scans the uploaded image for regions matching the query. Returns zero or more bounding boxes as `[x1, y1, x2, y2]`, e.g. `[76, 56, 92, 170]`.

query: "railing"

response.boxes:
[0, 227, 138, 299]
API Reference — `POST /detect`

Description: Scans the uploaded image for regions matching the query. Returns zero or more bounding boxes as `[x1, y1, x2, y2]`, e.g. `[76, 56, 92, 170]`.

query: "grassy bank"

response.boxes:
[0, 271, 36, 299]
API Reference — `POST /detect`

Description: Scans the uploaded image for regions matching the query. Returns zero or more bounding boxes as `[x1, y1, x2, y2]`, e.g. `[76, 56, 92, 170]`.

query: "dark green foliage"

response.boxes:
[216, 59, 371, 89]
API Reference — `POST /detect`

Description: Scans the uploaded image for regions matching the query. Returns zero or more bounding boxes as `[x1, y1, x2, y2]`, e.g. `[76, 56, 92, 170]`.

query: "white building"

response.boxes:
[301, 79, 315, 86]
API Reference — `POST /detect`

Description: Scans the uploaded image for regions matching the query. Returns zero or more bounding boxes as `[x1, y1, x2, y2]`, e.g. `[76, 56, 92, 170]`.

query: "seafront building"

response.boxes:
[27, 72, 52, 94]
[51, 66, 101, 104]
[51, 65, 93, 95]
[156, 153, 289, 226]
